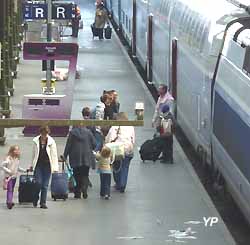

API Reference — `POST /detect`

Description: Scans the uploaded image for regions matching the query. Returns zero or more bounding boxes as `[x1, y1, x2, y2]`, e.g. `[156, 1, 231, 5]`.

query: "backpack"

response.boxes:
[160, 117, 173, 136]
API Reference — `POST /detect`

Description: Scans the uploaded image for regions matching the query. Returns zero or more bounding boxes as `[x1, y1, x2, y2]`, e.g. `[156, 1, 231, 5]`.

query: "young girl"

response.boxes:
[1, 145, 26, 209]
[96, 146, 112, 200]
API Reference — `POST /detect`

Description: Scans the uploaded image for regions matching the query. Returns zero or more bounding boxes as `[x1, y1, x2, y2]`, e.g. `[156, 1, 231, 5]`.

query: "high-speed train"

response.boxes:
[106, 0, 250, 224]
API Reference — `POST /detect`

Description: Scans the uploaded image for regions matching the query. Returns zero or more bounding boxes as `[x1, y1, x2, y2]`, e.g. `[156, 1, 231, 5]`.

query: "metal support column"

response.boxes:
[147, 14, 153, 84]
[45, 0, 53, 94]
[132, 0, 137, 57]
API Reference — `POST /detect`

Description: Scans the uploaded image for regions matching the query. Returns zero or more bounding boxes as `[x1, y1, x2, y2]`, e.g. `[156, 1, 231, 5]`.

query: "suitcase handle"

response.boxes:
[59, 155, 66, 172]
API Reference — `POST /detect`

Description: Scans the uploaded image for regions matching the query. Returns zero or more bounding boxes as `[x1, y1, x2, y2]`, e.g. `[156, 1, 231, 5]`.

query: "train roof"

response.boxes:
[176, 0, 250, 24]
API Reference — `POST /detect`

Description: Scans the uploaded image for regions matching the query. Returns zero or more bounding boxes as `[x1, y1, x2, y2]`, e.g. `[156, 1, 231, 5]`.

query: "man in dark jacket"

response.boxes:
[63, 127, 96, 199]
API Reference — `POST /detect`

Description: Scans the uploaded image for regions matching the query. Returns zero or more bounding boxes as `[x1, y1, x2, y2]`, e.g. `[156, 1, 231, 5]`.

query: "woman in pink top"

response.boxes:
[105, 112, 135, 193]
[152, 84, 174, 129]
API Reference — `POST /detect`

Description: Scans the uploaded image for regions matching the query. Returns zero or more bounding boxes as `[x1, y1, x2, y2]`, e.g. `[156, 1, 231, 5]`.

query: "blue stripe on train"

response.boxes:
[213, 92, 250, 183]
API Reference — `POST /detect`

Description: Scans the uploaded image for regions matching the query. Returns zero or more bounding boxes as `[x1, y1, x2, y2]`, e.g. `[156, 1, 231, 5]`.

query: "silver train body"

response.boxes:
[106, 0, 250, 224]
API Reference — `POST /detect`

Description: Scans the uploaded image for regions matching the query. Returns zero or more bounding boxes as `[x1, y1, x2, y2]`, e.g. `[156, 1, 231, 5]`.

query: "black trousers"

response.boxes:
[161, 135, 173, 161]
[73, 165, 89, 195]
[97, 28, 104, 39]
[72, 19, 79, 37]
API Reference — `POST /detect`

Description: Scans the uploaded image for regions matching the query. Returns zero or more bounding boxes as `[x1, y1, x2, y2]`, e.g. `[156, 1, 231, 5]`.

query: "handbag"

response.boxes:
[3, 177, 11, 190]
[105, 127, 125, 161]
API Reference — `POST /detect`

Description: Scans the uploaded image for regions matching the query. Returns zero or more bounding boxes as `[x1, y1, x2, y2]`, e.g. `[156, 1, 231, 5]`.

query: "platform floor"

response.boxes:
[0, 1, 235, 244]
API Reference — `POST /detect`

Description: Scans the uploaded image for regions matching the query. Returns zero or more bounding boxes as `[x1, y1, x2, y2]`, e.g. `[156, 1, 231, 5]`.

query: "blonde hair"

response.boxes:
[100, 146, 111, 159]
[8, 145, 20, 158]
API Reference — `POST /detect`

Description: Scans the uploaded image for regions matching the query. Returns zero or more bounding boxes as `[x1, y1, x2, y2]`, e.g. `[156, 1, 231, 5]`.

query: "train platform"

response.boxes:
[0, 1, 235, 244]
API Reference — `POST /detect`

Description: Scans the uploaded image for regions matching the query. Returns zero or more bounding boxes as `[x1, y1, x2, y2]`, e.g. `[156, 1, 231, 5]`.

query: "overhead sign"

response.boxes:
[23, 3, 75, 20]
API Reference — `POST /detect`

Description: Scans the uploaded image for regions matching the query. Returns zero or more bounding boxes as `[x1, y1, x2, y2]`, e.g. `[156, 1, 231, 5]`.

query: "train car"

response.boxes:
[106, 0, 250, 224]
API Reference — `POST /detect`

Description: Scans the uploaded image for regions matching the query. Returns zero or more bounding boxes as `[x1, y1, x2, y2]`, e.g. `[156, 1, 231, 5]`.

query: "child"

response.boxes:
[159, 104, 174, 164]
[1, 145, 26, 209]
[96, 146, 112, 200]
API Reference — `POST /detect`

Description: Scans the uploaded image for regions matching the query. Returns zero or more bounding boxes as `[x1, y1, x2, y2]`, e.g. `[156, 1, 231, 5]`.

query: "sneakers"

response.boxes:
[40, 204, 48, 209]
[74, 194, 81, 199]
[104, 195, 111, 200]
[82, 192, 88, 199]
[33, 202, 38, 208]
[7, 203, 14, 209]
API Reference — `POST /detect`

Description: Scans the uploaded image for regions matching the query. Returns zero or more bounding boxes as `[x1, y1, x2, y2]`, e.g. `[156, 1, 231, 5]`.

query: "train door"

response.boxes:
[211, 20, 250, 223]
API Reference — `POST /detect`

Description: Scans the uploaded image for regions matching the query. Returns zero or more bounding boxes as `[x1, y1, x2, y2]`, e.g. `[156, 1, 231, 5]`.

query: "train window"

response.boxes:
[121, 10, 125, 24]
[126, 15, 128, 29]
[198, 22, 208, 52]
[243, 46, 250, 74]
[45, 99, 60, 106]
[28, 99, 43, 105]
[192, 15, 201, 49]
[179, 6, 189, 33]
[129, 19, 132, 33]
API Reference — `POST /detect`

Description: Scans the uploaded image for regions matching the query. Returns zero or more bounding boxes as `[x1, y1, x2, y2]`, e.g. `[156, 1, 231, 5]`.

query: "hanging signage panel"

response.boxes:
[23, 3, 74, 20]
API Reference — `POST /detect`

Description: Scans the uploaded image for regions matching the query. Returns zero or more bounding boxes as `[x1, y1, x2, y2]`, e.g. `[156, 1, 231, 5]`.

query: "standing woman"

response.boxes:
[105, 112, 135, 193]
[31, 126, 59, 209]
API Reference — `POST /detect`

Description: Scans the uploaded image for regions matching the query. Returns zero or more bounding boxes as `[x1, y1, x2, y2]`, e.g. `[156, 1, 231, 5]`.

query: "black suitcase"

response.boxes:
[104, 25, 112, 39]
[139, 137, 162, 162]
[51, 162, 68, 201]
[18, 173, 39, 203]
[91, 24, 99, 38]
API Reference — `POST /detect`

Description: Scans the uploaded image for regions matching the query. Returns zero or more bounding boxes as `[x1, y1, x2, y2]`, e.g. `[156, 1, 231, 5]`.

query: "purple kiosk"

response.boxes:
[22, 42, 78, 136]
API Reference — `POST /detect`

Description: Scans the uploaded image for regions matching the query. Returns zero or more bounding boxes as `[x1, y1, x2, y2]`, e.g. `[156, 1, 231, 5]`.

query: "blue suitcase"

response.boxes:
[51, 163, 68, 201]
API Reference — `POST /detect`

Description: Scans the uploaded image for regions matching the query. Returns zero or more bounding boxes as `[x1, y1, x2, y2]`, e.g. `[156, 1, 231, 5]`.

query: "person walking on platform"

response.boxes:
[63, 123, 96, 199]
[103, 92, 114, 120]
[96, 146, 112, 200]
[159, 104, 175, 164]
[111, 90, 120, 115]
[93, 94, 110, 151]
[1, 145, 26, 209]
[31, 126, 59, 209]
[71, 5, 81, 38]
[105, 112, 135, 193]
[94, 0, 109, 40]
[103, 90, 120, 118]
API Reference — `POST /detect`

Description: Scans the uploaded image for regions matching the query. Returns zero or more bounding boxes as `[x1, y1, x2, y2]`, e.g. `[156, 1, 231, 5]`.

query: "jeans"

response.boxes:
[100, 173, 111, 197]
[113, 154, 133, 191]
[94, 131, 104, 152]
[6, 178, 16, 204]
[34, 164, 51, 205]
[73, 165, 90, 196]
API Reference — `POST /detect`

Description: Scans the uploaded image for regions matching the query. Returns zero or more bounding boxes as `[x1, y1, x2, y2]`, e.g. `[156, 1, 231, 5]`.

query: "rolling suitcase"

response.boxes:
[18, 172, 39, 203]
[51, 162, 68, 201]
[91, 24, 99, 38]
[104, 25, 112, 39]
[139, 137, 162, 162]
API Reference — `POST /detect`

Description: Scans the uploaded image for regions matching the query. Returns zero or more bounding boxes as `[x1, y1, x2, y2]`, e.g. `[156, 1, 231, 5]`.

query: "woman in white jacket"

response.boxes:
[105, 112, 135, 193]
[31, 126, 59, 209]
